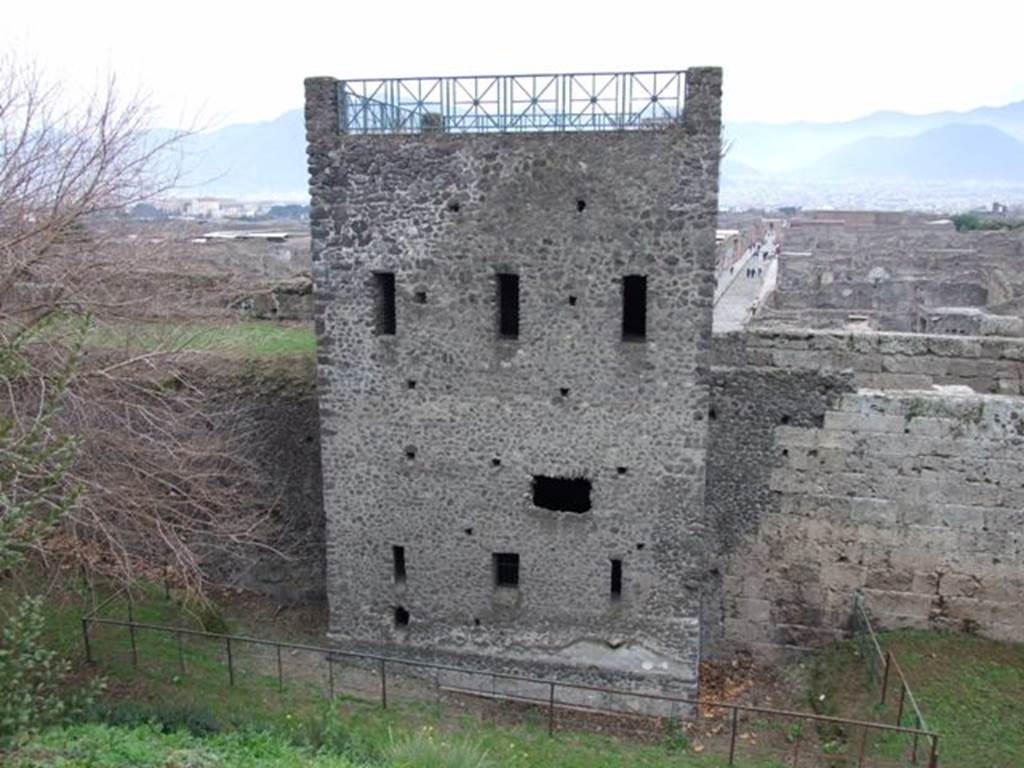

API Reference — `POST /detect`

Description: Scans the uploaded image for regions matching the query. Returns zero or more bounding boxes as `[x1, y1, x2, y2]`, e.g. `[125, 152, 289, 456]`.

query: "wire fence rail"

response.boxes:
[853, 593, 939, 766]
[81, 588, 939, 767]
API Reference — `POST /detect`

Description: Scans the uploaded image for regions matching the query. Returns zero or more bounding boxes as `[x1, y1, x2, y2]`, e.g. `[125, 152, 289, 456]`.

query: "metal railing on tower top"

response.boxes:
[337, 70, 687, 134]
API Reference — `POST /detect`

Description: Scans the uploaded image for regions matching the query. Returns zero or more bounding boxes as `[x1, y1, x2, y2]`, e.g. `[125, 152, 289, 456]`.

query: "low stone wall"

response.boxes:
[713, 328, 1024, 394]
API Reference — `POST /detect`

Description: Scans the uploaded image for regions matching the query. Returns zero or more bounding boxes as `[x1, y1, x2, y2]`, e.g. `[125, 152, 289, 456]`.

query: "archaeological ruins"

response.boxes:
[301, 68, 1023, 707]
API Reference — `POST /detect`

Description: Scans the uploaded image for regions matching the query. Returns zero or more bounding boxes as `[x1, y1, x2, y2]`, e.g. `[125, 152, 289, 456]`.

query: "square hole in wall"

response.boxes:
[414, 291, 427, 304]
[532, 476, 591, 513]
[394, 606, 410, 627]
[493, 552, 519, 588]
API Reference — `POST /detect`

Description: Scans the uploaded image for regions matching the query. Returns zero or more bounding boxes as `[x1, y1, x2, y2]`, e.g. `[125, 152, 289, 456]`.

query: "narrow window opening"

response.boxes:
[394, 606, 410, 627]
[493, 553, 519, 588]
[622, 275, 647, 340]
[610, 559, 622, 599]
[464, 527, 474, 536]
[709, 408, 717, 421]
[405, 447, 416, 460]
[568, 295, 577, 306]
[576, 199, 586, 213]
[392, 545, 406, 583]
[373, 272, 396, 335]
[616, 466, 628, 476]
[532, 476, 591, 513]
[780, 414, 791, 425]
[473, 617, 481, 627]
[491, 458, 502, 467]
[559, 387, 570, 397]
[497, 273, 520, 339]
[414, 290, 427, 304]
[635, 543, 645, 551]
[407, 379, 417, 390]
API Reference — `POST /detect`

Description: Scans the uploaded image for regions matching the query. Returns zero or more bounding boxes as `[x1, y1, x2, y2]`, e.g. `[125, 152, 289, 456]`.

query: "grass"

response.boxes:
[809, 630, 1024, 768]
[86, 319, 316, 357]
[17, 313, 316, 358]
[12, 580, 1023, 767]
[3, 582, 756, 768]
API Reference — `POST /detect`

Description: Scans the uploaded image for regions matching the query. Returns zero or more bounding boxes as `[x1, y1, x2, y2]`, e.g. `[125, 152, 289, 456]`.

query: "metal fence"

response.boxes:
[81, 588, 938, 767]
[338, 71, 686, 134]
[853, 594, 939, 767]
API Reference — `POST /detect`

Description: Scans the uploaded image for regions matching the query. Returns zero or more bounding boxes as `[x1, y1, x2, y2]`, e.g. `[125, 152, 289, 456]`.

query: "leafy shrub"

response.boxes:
[0, 596, 103, 746]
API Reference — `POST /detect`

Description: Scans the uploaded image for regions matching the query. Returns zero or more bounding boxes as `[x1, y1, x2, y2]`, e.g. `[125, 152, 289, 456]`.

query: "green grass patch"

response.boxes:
[86, 320, 316, 357]
[810, 630, 1024, 767]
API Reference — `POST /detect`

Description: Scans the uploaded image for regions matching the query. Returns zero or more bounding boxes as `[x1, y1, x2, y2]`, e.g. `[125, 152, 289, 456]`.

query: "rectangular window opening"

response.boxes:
[373, 272, 396, 335]
[392, 545, 406, 583]
[610, 559, 622, 599]
[493, 552, 520, 588]
[532, 475, 592, 513]
[622, 274, 647, 340]
[497, 273, 520, 339]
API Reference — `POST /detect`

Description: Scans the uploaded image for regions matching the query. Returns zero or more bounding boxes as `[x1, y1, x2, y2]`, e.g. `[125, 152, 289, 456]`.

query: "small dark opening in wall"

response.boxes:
[496, 273, 520, 339]
[622, 275, 647, 340]
[414, 291, 427, 304]
[780, 414, 791, 425]
[394, 606, 410, 626]
[616, 466, 628, 476]
[708, 408, 717, 421]
[473, 617, 481, 626]
[305, 435, 314, 443]
[610, 559, 622, 598]
[781, 448, 789, 457]
[392, 545, 406, 583]
[447, 200, 461, 213]
[464, 527, 474, 535]
[491, 458, 501, 467]
[635, 543, 645, 550]
[576, 199, 586, 213]
[407, 379, 417, 390]
[405, 447, 416, 460]
[568, 295, 577, 306]
[559, 387, 569, 397]
[493, 552, 519, 587]
[532, 476, 591, 513]
[373, 272, 396, 335]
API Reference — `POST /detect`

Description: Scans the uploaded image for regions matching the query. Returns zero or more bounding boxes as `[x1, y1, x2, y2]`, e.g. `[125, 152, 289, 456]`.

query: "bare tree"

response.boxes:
[1, 56, 275, 598]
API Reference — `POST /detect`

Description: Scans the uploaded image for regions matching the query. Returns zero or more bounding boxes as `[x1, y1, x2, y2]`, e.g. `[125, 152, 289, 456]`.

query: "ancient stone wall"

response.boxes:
[306, 69, 722, 702]
[707, 329, 1024, 657]
[714, 328, 1024, 394]
[193, 360, 324, 600]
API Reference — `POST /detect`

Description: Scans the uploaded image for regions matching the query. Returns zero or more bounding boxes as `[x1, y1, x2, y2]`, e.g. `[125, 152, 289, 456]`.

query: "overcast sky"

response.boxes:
[5, 0, 1023, 130]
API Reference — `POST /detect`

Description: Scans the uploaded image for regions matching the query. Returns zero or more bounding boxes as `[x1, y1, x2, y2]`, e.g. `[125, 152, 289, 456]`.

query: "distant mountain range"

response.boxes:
[169, 98, 1024, 200]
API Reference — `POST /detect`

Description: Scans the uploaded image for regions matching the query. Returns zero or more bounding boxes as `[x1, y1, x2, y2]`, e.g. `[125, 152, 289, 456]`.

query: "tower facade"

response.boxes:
[305, 69, 722, 706]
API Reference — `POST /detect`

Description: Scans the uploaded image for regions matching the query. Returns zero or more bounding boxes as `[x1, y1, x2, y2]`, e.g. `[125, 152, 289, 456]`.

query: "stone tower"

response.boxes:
[305, 69, 722, 708]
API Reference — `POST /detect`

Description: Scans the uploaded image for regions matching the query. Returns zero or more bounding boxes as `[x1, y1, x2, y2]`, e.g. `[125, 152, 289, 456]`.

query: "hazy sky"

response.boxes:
[5, 0, 1023, 130]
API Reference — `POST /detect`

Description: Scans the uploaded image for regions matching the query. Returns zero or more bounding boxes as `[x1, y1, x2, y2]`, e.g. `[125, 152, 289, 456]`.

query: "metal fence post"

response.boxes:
[547, 682, 556, 736]
[857, 726, 868, 767]
[81, 618, 93, 665]
[126, 593, 138, 670]
[327, 654, 334, 700]
[226, 637, 234, 686]
[928, 734, 939, 768]
[896, 684, 906, 726]
[728, 706, 739, 765]
[880, 651, 892, 705]
[380, 658, 387, 709]
[276, 644, 283, 693]
[912, 714, 920, 763]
